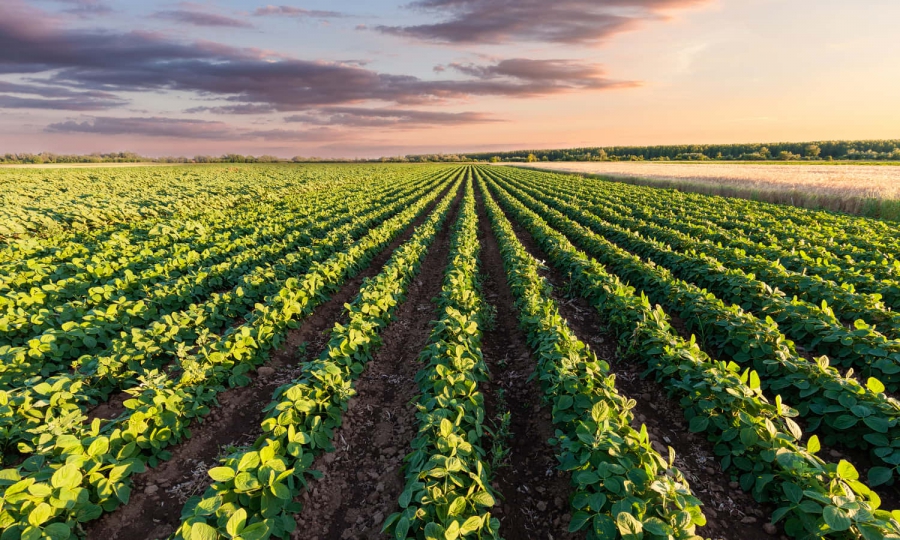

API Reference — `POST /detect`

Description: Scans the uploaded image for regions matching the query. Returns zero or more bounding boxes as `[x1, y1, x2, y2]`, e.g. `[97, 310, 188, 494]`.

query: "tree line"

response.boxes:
[455, 140, 900, 163]
[0, 152, 356, 164]
[5, 139, 900, 165]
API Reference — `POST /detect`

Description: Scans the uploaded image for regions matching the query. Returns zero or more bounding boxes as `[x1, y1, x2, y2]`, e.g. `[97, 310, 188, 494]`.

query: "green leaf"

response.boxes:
[51, 464, 82, 489]
[749, 371, 760, 390]
[271, 482, 291, 500]
[448, 496, 466, 516]
[836, 460, 859, 481]
[471, 491, 495, 507]
[783, 482, 803, 504]
[87, 437, 109, 458]
[208, 467, 235, 482]
[234, 472, 261, 492]
[440, 418, 453, 438]
[43, 523, 71, 540]
[226, 509, 247, 537]
[190, 522, 219, 540]
[868, 466, 894, 487]
[557, 395, 574, 410]
[642, 517, 673, 536]
[867, 377, 886, 394]
[569, 511, 591, 532]
[424, 522, 444, 540]
[459, 516, 482, 535]
[739, 428, 759, 447]
[28, 503, 54, 527]
[822, 506, 851, 532]
[240, 522, 269, 540]
[616, 512, 643, 540]
[591, 402, 608, 422]
[592, 515, 617, 540]
[237, 452, 260, 471]
[574, 470, 600, 485]
[806, 435, 820, 454]
[395, 517, 410, 540]
[688, 416, 709, 433]
[398, 488, 412, 509]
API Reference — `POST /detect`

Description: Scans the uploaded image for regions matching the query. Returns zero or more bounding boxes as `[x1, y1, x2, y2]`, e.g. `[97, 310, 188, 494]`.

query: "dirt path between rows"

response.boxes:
[85, 183, 457, 540]
[496, 194, 775, 540]
[290, 186, 463, 540]
[474, 188, 580, 540]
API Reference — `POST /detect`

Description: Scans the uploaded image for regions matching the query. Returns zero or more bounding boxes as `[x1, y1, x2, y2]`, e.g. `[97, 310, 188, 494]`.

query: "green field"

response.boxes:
[2, 164, 900, 540]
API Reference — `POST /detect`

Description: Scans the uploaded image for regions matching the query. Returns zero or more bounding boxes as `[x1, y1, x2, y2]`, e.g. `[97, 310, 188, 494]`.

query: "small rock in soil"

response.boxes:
[763, 523, 778, 535]
[257, 366, 275, 378]
[741, 516, 758, 524]
[144, 485, 158, 495]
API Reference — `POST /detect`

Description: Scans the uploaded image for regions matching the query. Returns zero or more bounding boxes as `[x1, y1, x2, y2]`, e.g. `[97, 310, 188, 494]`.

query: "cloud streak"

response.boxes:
[45, 116, 343, 142]
[0, 80, 126, 110]
[253, 5, 344, 18]
[283, 107, 501, 128]
[151, 9, 254, 28]
[45, 0, 112, 18]
[377, 0, 708, 44]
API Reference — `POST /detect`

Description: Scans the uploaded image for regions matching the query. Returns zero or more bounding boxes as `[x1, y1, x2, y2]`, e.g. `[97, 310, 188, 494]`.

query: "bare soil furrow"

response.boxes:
[474, 189, 578, 540]
[291, 187, 463, 540]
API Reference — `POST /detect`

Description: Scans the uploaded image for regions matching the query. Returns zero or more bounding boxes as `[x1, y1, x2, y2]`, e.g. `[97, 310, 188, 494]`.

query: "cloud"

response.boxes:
[0, 80, 126, 110]
[376, 0, 708, 44]
[185, 104, 277, 115]
[44, 0, 112, 17]
[442, 58, 638, 93]
[152, 10, 254, 28]
[45, 115, 342, 142]
[0, 4, 635, 113]
[283, 107, 500, 128]
[253, 5, 344, 18]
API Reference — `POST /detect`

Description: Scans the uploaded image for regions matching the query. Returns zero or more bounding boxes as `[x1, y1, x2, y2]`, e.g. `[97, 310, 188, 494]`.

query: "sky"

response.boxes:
[0, 0, 898, 158]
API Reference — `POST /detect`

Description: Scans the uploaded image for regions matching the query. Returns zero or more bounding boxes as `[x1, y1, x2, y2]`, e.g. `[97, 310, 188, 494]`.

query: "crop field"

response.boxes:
[3, 163, 900, 540]
[507, 162, 900, 220]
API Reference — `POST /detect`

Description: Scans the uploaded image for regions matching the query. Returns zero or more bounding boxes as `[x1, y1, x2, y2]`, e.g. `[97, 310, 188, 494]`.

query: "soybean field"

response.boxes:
[2, 163, 900, 540]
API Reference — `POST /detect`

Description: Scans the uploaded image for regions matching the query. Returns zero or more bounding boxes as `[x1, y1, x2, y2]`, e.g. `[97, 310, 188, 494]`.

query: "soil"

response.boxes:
[499, 202, 778, 540]
[84, 183, 457, 540]
[291, 185, 463, 540]
[474, 189, 580, 540]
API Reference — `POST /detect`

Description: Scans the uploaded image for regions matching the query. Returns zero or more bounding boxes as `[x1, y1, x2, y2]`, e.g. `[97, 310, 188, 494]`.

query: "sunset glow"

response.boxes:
[1, 0, 898, 157]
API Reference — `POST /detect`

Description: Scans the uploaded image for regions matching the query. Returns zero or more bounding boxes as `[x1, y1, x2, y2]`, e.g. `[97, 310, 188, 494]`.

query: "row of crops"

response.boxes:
[1, 163, 899, 539]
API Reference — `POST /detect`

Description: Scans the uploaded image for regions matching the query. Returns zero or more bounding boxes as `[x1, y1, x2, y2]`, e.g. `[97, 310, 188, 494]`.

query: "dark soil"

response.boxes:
[500, 205, 777, 540]
[84, 184, 456, 540]
[475, 189, 579, 540]
[291, 185, 463, 540]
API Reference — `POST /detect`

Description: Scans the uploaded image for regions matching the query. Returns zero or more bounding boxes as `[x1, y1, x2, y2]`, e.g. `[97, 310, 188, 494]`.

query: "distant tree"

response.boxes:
[759, 147, 771, 159]
[805, 144, 822, 158]
[777, 150, 800, 160]
[490, 156, 501, 163]
[526, 153, 537, 162]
